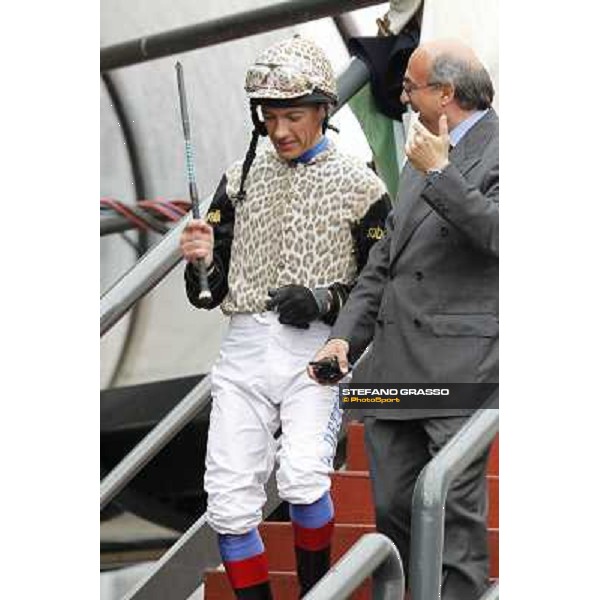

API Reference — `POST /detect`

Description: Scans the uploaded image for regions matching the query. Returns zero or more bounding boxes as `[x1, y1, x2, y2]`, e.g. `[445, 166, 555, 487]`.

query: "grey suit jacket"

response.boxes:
[331, 109, 499, 419]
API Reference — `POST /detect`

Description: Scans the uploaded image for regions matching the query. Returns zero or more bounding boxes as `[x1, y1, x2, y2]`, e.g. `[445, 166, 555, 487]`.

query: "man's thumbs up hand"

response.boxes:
[405, 114, 451, 174]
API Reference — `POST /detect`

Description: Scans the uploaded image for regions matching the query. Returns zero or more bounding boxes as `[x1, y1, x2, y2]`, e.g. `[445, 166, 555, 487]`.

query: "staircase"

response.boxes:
[205, 421, 499, 599]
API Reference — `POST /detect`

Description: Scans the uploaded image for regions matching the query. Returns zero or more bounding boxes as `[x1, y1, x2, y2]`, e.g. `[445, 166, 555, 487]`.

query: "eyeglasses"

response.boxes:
[401, 81, 441, 96]
[245, 62, 312, 95]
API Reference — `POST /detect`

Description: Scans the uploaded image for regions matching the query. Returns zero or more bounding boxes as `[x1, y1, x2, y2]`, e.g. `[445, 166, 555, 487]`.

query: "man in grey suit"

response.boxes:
[309, 39, 498, 599]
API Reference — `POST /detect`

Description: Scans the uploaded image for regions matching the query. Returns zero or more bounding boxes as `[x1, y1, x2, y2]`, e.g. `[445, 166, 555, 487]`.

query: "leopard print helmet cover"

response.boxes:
[244, 36, 338, 105]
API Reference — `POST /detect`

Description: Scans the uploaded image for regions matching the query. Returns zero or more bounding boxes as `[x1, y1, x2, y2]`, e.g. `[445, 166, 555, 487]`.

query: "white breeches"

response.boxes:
[205, 313, 341, 535]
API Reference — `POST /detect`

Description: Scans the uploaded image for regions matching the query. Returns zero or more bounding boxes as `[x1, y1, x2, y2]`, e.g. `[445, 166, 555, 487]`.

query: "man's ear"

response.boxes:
[439, 82, 455, 107]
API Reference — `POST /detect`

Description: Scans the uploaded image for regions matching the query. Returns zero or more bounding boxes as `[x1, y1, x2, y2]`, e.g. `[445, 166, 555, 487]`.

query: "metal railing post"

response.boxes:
[409, 404, 499, 600]
[303, 533, 404, 600]
[100, 213, 191, 336]
[101, 0, 385, 71]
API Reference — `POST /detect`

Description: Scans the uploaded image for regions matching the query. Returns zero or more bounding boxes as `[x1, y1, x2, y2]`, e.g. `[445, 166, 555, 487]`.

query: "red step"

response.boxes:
[332, 471, 498, 529]
[331, 471, 374, 523]
[346, 421, 499, 476]
[204, 570, 371, 600]
[488, 475, 499, 529]
[267, 522, 497, 578]
[346, 421, 370, 471]
[204, 528, 498, 599]
[489, 528, 499, 579]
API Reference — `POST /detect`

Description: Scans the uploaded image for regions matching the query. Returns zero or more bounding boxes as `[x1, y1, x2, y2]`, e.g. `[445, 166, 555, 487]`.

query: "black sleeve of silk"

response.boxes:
[321, 193, 392, 326]
[184, 174, 235, 309]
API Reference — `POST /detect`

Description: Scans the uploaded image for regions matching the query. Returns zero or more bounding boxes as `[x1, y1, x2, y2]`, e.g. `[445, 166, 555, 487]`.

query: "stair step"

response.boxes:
[204, 570, 371, 600]
[205, 524, 498, 598]
[346, 421, 369, 471]
[489, 528, 499, 579]
[346, 422, 500, 477]
[260, 521, 498, 579]
[331, 471, 374, 524]
[488, 475, 499, 529]
[332, 471, 498, 528]
[204, 527, 498, 599]
[259, 522, 375, 571]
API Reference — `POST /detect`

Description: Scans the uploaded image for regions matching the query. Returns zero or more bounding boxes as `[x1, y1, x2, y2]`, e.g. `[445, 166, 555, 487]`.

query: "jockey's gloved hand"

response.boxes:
[265, 285, 331, 329]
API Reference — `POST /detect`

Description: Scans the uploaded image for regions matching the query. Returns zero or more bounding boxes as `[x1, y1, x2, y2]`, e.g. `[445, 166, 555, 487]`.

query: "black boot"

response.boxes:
[295, 545, 331, 597]
[233, 581, 273, 600]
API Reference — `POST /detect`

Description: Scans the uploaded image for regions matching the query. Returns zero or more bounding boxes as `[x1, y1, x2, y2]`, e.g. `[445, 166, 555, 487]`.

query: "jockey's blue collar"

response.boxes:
[291, 136, 329, 164]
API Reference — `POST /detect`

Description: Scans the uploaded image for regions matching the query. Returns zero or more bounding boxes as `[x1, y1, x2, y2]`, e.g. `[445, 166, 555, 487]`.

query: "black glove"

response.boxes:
[265, 285, 330, 329]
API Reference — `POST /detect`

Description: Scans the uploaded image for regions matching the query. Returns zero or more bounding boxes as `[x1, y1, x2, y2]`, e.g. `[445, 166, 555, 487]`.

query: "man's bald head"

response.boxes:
[417, 39, 483, 67]
[418, 39, 494, 111]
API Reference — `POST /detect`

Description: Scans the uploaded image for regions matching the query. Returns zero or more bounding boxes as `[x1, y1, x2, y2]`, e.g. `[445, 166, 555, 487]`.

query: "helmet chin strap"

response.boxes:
[233, 104, 267, 204]
[322, 115, 339, 134]
[251, 103, 268, 136]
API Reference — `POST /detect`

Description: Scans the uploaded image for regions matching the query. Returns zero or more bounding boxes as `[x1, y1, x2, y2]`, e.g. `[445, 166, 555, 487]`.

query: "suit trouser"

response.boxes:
[364, 416, 491, 600]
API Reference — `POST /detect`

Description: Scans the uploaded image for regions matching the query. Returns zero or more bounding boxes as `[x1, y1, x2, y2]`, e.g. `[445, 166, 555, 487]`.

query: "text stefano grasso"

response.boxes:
[341, 388, 451, 396]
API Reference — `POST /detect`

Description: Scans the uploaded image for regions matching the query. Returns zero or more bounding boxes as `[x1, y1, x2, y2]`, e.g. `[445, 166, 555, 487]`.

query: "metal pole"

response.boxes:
[303, 533, 404, 600]
[101, 0, 386, 71]
[409, 405, 499, 600]
[100, 376, 211, 510]
[101, 214, 136, 235]
[333, 12, 363, 47]
[100, 56, 370, 337]
[100, 213, 189, 335]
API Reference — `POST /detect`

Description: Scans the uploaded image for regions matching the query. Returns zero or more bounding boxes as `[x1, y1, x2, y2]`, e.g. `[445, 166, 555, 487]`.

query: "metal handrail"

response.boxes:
[409, 401, 499, 600]
[304, 533, 404, 600]
[101, 211, 192, 336]
[100, 376, 211, 510]
[101, 214, 136, 236]
[100, 56, 370, 337]
[100, 0, 385, 71]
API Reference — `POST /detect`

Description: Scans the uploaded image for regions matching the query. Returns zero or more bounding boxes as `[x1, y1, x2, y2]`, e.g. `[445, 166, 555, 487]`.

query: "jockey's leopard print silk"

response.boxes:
[220, 140, 387, 315]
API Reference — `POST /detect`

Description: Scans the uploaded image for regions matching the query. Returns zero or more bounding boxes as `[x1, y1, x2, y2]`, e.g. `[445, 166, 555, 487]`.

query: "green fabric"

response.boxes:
[348, 84, 399, 200]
